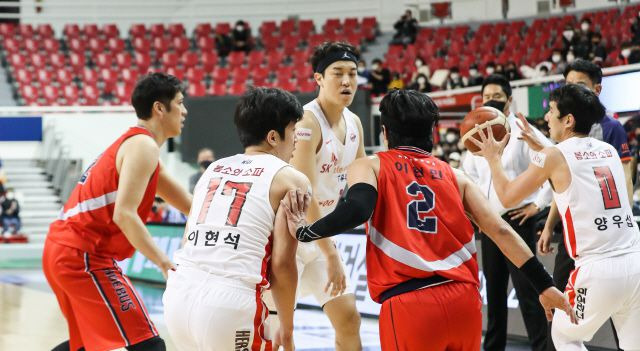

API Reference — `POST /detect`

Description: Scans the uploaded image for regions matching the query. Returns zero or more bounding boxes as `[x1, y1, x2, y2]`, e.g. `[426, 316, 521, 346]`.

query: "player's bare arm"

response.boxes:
[270, 166, 311, 349]
[453, 168, 575, 323]
[113, 134, 175, 278]
[538, 200, 560, 255]
[290, 110, 347, 296]
[353, 114, 367, 159]
[156, 161, 193, 215]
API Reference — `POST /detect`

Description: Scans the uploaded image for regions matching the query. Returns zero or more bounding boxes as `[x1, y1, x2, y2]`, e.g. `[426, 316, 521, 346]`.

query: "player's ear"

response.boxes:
[266, 129, 278, 146]
[594, 84, 602, 96]
[313, 72, 323, 87]
[153, 101, 164, 116]
[565, 113, 576, 129]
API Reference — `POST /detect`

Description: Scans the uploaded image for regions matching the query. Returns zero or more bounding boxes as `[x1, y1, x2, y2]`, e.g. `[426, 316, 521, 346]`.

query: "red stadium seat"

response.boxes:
[262, 35, 280, 51]
[228, 83, 246, 96]
[31, 53, 47, 70]
[21, 85, 40, 105]
[43, 38, 60, 53]
[130, 24, 147, 38]
[187, 81, 206, 97]
[251, 66, 270, 81]
[36, 69, 53, 86]
[0, 23, 15, 39]
[82, 68, 99, 86]
[209, 83, 227, 96]
[82, 85, 100, 105]
[278, 78, 297, 93]
[107, 38, 125, 53]
[43, 85, 60, 104]
[168, 23, 185, 37]
[227, 51, 246, 68]
[3, 37, 20, 53]
[215, 22, 231, 36]
[196, 36, 215, 52]
[13, 68, 32, 85]
[121, 68, 139, 85]
[7, 54, 25, 71]
[166, 66, 185, 81]
[115, 52, 132, 68]
[83, 24, 100, 38]
[282, 35, 301, 55]
[298, 20, 315, 39]
[232, 67, 250, 82]
[63, 24, 81, 38]
[201, 52, 219, 71]
[161, 52, 179, 68]
[324, 18, 341, 33]
[17, 24, 34, 38]
[116, 83, 135, 102]
[63, 85, 80, 104]
[276, 66, 293, 82]
[298, 78, 317, 93]
[67, 37, 85, 53]
[88, 37, 106, 55]
[260, 21, 277, 37]
[24, 38, 39, 53]
[153, 37, 170, 55]
[247, 51, 265, 68]
[103, 24, 119, 38]
[95, 53, 114, 69]
[36, 24, 54, 38]
[180, 51, 199, 68]
[50, 53, 66, 69]
[266, 50, 284, 69]
[194, 23, 212, 38]
[343, 17, 358, 31]
[56, 69, 74, 86]
[212, 66, 230, 84]
[150, 24, 166, 38]
[186, 67, 205, 82]
[280, 19, 296, 34]
[173, 37, 191, 54]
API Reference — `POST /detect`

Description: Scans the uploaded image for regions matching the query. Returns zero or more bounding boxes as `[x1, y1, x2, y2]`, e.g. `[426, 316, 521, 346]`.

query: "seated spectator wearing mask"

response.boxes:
[189, 148, 215, 193]
[632, 10, 640, 45]
[1, 188, 21, 237]
[467, 64, 483, 86]
[356, 60, 371, 87]
[231, 20, 252, 53]
[550, 49, 568, 74]
[407, 73, 431, 93]
[561, 24, 578, 52]
[485, 62, 496, 76]
[410, 57, 430, 84]
[588, 32, 607, 63]
[444, 67, 466, 90]
[370, 59, 391, 96]
[504, 61, 521, 81]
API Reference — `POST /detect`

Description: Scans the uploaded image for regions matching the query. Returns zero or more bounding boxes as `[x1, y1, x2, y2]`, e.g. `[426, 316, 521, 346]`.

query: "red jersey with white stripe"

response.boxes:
[48, 127, 160, 261]
[366, 147, 478, 303]
[173, 154, 289, 288]
[552, 137, 640, 267]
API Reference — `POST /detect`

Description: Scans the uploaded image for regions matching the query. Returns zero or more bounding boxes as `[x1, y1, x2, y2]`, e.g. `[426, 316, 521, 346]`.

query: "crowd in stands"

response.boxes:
[0, 160, 22, 239]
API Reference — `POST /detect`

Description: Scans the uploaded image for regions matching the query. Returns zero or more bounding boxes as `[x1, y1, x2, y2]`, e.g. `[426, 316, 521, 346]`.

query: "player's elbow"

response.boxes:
[112, 207, 135, 228]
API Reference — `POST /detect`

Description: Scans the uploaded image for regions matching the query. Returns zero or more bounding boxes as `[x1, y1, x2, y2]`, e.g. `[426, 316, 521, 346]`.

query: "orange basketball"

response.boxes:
[460, 106, 510, 153]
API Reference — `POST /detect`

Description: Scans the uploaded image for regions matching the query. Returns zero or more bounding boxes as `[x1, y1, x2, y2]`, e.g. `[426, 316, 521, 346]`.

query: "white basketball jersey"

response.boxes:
[304, 99, 360, 216]
[552, 137, 640, 267]
[174, 153, 289, 287]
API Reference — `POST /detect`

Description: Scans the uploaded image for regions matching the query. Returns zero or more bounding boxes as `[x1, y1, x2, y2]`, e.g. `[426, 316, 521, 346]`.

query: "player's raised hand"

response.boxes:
[469, 124, 510, 160]
[539, 287, 577, 324]
[515, 112, 545, 152]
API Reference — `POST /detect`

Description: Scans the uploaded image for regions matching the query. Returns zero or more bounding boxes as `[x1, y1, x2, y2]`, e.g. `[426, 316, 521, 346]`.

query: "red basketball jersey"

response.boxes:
[366, 146, 479, 303]
[48, 127, 160, 260]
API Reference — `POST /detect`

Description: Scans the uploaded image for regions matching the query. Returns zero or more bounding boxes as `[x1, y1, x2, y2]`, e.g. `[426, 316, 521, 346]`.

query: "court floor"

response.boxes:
[0, 269, 530, 350]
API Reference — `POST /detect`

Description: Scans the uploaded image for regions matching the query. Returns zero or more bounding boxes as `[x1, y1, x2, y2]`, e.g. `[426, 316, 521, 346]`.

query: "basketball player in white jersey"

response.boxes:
[163, 88, 311, 351]
[265, 41, 365, 350]
[471, 84, 640, 351]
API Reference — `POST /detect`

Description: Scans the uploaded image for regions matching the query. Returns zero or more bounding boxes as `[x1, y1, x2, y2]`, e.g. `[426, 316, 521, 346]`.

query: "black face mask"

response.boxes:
[152, 205, 158, 213]
[484, 100, 507, 114]
[199, 160, 213, 170]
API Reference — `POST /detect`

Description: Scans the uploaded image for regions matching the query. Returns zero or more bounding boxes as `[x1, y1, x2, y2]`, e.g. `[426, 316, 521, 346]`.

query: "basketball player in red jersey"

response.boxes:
[43, 73, 192, 351]
[282, 89, 574, 350]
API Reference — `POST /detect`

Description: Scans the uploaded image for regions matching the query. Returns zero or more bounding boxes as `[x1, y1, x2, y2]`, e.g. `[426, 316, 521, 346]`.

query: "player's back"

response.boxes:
[553, 137, 640, 266]
[47, 127, 159, 260]
[366, 146, 478, 303]
[174, 153, 289, 287]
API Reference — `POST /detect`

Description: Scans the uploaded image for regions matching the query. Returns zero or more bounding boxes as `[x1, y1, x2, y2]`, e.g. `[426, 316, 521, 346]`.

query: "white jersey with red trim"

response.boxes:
[552, 137, 640, 267]
[304, 99, 360, 216]
[173, 153, 289, 287]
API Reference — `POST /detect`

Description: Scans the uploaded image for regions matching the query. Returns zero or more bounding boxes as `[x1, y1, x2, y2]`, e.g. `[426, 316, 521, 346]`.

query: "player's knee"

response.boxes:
[126, 336, 166, 351]
[336, 307, 362, 333]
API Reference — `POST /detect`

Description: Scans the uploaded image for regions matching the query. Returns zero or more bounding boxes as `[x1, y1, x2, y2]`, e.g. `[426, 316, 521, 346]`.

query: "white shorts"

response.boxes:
[263, 240, 353, 310]
[163, 266, 271, 351]
[552, 252, 640, 351]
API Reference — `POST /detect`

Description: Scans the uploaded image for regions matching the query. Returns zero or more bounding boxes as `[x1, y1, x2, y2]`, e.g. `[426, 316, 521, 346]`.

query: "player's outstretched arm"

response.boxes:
[156, 161, 193, 215]
[113, 135, 175, 278]
[283, 157, 378, 242]
[454, 169, 575, 323]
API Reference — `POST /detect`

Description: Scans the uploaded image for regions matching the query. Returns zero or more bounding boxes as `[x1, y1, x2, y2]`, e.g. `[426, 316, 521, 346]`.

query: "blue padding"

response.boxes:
[0, 117, 42, 141]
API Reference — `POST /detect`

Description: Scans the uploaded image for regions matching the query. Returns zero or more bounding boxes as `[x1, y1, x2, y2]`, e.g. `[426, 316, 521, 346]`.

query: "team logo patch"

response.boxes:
[296, 128, 312, 141]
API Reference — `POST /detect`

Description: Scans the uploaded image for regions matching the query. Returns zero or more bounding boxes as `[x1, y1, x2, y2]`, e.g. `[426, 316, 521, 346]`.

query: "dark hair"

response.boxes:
[481, 74, 512, 97]
[380, 89, 439, 151]
[234, 87, 303, 148]
[372, 58, 383, 65]
[310, 41, 360, 75]
[131, 72, 185, 120]
[549, 84, 605, 134]
[563, 58, 602, 84]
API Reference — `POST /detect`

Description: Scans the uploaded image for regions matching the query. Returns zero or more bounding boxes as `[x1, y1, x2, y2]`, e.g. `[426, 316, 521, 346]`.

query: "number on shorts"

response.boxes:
[406, 181, 437, 233]
[593, 166, 621, 210]
[197, 178, 253, 226]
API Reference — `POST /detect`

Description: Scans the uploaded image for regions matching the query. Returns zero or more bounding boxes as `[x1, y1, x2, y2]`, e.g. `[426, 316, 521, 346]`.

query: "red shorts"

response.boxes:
[379, 281, 482, 351]
[43, 238, 158, 351]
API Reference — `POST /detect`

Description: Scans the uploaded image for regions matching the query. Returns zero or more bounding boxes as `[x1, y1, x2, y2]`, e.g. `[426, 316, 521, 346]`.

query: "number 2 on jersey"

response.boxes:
[406, 181, 437, 233]
[197, 177, 253, 226]
[593, 166, 621, 210]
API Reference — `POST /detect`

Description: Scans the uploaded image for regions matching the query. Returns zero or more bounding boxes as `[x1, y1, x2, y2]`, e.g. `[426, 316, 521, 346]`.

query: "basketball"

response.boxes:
[460, 106, 510, 153]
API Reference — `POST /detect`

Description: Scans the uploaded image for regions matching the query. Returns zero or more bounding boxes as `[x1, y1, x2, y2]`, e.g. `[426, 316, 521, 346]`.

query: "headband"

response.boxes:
[381, 114, 432, 137]
[314, 51, 358, 74]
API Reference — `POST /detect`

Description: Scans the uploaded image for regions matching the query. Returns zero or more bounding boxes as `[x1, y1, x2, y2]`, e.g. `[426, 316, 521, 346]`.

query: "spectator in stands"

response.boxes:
[467, 64, 483, 86]
[388, 72, 404, 90]
[1, 188, 21, 236]
[215, 32, 233, 57]
[410, 57, 431, 83]
[485, 61, 496, 76]
[369, 58, 391, 95]
[632, 10, 640, 45]
[188, 147, 215, 193]
[494, 63, 505, 76]
[356, 60, 371, 87]
[504, 61, 522, 81]
[561, 24, 578, 52]
[538, 64, 550, 77]
[0, 158, 5, 195]
[579, 18, 594, 41]
[447, 151, 461, 169]
[566, 49, 576, 64]
[550, 48, 568, 74]
[231, 20, 252, 53]
[444, 67, 466, 89]
[588, 32, 607, 63]
[407, 73, 431, 93]
[573, 32, 592, 60]
[391, 9, 418, 45]
[621, 41, 640, 65]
